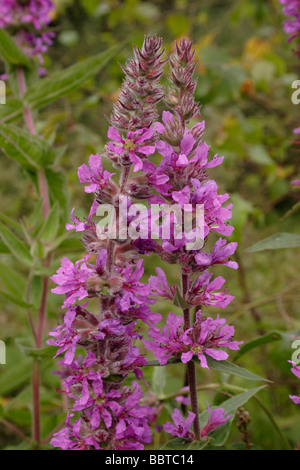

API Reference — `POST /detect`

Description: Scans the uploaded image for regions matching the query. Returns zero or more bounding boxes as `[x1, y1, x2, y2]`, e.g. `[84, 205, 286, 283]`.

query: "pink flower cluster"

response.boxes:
[163, 405, 231, 440]
[50, 36, 241, 449]
[144, 310, 242, 368]
[49, 36, 166, 450]
[279, 0, 300, 57]
[0, 0, 55, 66]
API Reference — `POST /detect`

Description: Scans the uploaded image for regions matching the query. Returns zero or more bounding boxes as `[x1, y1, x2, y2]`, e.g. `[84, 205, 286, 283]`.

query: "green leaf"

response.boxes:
[0, 212, 24, 233]
[16, 344, 57, 360]
[45, 168, 69, 217]
[0, 29, 30, 67]
[0, 262, 26, 296]
[0, 240, 10, 254]
[0, 358, 32, 395]
[152, 366, 166, 399]
[246, 232, 300, 252]
[0, 124, 56, 170]
[234, 330, 300, 360]
[25, 45, 121, 110]
[0, 222, 33, 267]
[39, 201, 61, 244]
[248, 144, 274, 166]
[29, 275, 43, 308]
[0, 98, 23, 123]
[203, 355, 270, 382]
[0, 290, 32, 309]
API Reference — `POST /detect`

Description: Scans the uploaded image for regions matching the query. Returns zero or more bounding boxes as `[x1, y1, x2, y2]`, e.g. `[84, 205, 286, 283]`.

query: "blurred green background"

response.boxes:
[0, 0, 299, 450]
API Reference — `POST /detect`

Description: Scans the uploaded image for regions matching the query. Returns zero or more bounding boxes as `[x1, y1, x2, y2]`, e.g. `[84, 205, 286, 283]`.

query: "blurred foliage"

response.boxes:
[0, 0, 299, 450]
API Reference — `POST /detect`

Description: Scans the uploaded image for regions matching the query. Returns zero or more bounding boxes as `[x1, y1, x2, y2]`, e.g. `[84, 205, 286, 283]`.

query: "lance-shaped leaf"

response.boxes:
[25, 45, 121, 110]
[0, 262, 27, 297]
[234, 330, 300, 360]
[0, 221, 33, 267]
[39, 201, 61, 244]
[0, 124, 55, 170]
[0, 98, 23, 123]
[45, 168, 69, 217]
[203, 355, 270, 382]
[146, 356, 269, 382]
[0, 29, 30, 67]
[246, 232, 300, 252]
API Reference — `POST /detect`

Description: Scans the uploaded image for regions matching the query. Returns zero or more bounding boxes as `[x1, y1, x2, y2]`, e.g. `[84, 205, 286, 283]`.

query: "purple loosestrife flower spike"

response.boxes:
[140, 38, 241, 439]
[49, 35, 167, 450]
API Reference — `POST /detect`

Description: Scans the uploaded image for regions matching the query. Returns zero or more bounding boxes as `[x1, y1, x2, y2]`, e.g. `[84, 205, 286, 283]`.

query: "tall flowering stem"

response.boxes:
[49, 36, 166, 450]
[142, 39, 241, 442]
[50, 36, 241, 449]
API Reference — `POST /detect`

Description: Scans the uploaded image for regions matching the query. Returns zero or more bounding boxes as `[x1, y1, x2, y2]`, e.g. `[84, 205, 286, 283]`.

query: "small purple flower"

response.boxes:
[144, 311, 242, 367]
[149, 267, 176, 300]
[200, 404, 232, 438]
[50, 414, 102, 450]
[163, 409, 195, 440]
[189, 270, 234, 309]
[51, 256, 94, 308]
[116, 259, 152, 311]
[108, 126, 155, 172]
[195, 238, 238, 270]
[78, 153, 115, 193]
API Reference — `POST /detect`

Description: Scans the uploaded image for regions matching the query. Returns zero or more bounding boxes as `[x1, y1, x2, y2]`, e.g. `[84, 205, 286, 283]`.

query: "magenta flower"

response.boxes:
[180, 311, 243, 368]
[155, 115, 223, 189]
[149, 267, 176, 300]
[116, 259, 152, 311]
[191, 179, 234, 237]
[163, 409, 195, 440]
[50, 414, 102, 450]
[189, 270, 234, 309]
[78, 153, 115, 193]
[195, 238, 238, 270]
[51, 256, 95, 308]
[115, 387, 152, 441]
[144, 311, 242, 367]
[74, 378, 122, 430]
[108, 126, 155, 172]
[200, 404, 232, 439]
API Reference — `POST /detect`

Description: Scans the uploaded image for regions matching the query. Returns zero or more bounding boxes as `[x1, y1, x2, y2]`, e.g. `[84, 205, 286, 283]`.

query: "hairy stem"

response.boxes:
[181, 273, 201, 440]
